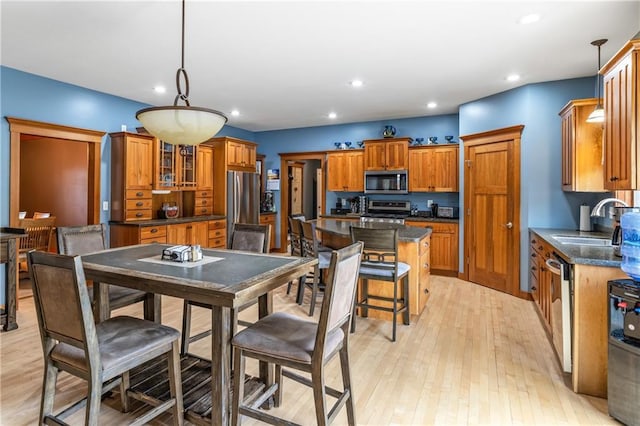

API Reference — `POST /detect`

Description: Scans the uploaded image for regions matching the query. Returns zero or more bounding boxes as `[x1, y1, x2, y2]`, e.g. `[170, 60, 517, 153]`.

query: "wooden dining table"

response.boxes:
[81, 243, 317, 425]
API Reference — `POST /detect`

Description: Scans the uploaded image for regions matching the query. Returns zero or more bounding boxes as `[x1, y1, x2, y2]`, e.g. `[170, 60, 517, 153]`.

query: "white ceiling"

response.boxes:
[2, 1, 639, 132]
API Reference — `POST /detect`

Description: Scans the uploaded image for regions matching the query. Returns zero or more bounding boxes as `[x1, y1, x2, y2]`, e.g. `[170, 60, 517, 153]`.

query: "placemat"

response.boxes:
[138, 255, 224, 268]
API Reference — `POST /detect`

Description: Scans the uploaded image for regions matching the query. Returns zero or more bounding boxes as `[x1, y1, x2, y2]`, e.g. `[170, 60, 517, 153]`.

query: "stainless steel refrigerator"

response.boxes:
[226, 170, 260, 246]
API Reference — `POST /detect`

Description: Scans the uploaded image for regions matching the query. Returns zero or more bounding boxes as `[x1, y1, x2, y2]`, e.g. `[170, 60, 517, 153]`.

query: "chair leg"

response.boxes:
[40, 359, 58, 423]
[231, 347, 246, 426]
[311, 364, 328, 426]
[274, 364, 283, 407]
[86, 369, 102, 425]
[309, 265, 320, 316]
[120, 371, 130, 412]
[403, 275, 410, 326]
[339, 341, 356, 426]
[392, 280, 398, 342]
[361, 279, 369, 318]
[167, 340, 184, 426]
[180, 300, 192, 355]
[296, 274, 306, 305]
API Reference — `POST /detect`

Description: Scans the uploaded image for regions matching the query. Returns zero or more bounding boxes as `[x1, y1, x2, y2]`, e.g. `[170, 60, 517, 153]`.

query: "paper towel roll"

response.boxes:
[579, 204, 592, 231]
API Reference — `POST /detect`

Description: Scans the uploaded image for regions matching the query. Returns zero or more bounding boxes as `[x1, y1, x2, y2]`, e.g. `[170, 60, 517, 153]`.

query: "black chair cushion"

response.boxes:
[51, 316, 179, 380]
[232, 312, 344, 364]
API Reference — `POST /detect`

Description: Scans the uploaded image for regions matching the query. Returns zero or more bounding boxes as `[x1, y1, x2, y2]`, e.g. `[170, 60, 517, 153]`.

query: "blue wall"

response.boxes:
[459, 77, 609, 290]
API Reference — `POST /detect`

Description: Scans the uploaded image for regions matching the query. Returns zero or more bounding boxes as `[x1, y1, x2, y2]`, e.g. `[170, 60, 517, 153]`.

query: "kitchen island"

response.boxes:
[314, 218, 432, 319]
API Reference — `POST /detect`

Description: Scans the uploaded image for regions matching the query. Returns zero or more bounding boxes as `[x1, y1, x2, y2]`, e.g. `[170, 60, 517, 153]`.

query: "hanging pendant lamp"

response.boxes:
[586, 38, 608, 123]
[136, 0, 227, 145]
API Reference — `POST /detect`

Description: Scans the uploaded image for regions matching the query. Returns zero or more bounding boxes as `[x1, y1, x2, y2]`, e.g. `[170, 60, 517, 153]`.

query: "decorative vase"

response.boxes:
[383, 125, 396, 138]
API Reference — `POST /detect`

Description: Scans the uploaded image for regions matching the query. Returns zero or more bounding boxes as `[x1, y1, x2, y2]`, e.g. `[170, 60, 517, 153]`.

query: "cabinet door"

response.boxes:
[242, 144, 256, 169]
[603, 53, 634, 190]
[167, 223, 189, 244]
[191, 221, 209, 246]
[432, 146, 458, 191]
[364, 142, 387, 170]
[346, 151, 364, 191]
[196, 146, 214, 190]
[408, 148, 432, 191]
[178, 145, 196, 187]
[156, 139, 178, 189]
[326, 152, 347, 191]
[385, 140, 409, 170]
[560, 107, 575, 190]
[126, 135, 154, 189]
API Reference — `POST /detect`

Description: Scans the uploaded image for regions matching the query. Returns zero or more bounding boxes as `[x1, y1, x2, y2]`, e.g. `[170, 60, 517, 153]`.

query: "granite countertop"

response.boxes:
[320, 214, 459, 223]
[110, 214, 226, 226]
[316, 218, 431, 242]
[530, 228, 620, 267]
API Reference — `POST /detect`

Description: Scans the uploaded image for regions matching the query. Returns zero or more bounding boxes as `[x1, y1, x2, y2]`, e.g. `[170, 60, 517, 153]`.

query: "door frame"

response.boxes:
[7, 117, 104, 227]
[462, 125, 524, 298]
[279, 151, 326, 252]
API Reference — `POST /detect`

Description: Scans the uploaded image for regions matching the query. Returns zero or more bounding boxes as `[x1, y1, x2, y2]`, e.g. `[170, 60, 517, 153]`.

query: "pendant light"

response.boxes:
[136, 0, 227, 145]
[586, 38, 608, 123]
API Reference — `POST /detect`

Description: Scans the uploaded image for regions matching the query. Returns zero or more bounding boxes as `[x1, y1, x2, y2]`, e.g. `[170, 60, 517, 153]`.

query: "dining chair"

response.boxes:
[181, 223, 271, 355]
[231, 241, 363, 426]
[17, 216, 56, 273]
[28, 251, 183, 425]
[350, 226, 410, 342]
[300, 219, 333, 316]
[57, 223, 154, 321]
[286, 216, 307, 301]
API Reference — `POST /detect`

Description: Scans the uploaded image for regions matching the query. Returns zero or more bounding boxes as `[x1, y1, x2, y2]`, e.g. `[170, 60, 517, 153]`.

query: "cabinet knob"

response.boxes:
[423, 263, 429, 269]
[136, 192, 143, 197]
[136, 202, 143, 207]
[136, 212, 143, 217]
[150, 228, 158, 233]
[531, 286, 537, 291]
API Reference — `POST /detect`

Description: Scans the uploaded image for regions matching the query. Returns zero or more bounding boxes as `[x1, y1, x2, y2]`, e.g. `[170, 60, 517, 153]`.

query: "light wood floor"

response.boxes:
[0, 276, 615, 425]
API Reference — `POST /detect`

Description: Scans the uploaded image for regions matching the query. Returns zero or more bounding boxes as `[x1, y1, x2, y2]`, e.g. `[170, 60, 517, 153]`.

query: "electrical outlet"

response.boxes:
[102, 201, 109, 211]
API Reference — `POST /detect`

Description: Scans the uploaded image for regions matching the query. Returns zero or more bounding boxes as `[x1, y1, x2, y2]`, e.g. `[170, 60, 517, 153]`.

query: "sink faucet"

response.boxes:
[590, 198, 629, 217]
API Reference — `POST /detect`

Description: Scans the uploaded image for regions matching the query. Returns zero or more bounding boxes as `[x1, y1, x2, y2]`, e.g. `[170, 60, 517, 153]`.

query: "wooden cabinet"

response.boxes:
[208, 219, 227, 248]
[363, 138, 410, 171]
[167, 221, 209, 246]
[110, 223, 168, 247]
[226, 139, 257, 171]
[559, 99, 605, 192]
[326, 150, 364, 192]
[408, 145, 459, 192]
[259, 213, 277, 252]
[110, 219, 221, 248]
[154, 140, 197, 190]
[110, 132, 154, 222]
[529, 232, 552, 332]
[601, 37, 640, 190]
[194, 146, 214, 216]
[406, 220, 458, 275]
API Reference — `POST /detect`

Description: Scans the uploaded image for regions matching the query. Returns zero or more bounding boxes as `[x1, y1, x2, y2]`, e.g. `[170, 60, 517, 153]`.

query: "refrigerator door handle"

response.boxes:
[235, 173, 241, 223]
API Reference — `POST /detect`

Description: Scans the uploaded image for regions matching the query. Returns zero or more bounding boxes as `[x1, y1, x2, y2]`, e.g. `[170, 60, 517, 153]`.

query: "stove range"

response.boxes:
[362, 200, 411, 223]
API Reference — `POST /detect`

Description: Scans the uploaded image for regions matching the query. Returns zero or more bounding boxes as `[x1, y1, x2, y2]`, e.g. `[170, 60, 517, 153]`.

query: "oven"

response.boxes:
[545, 252, 573, 373]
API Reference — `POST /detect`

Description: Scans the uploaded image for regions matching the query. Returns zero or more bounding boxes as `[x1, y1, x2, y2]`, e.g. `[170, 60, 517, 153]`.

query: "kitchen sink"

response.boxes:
[551, 235, 612, 246]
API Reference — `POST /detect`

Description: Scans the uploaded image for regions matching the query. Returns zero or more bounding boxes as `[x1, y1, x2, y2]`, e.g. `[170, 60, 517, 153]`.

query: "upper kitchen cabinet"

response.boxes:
[326, 149, 364, 192]
[225, 137, 257, 172]
[363, 138, 410, 171]
[559, 99, 605, 192]
[408, 145, 459, 192]
[154, 139, 197, 190]
[109, 132, 154, 221]
[601, 37, 640, 190]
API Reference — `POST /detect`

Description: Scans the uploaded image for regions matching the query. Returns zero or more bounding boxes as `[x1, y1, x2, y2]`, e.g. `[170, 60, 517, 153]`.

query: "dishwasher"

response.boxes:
[546, 252, 573, 373]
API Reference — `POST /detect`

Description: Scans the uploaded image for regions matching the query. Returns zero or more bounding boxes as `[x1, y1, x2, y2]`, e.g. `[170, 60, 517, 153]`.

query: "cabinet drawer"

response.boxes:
[125, 209, 152, 221]
[428, 222, 457, 234]
[195, 190, 212, 198]
[126, 198, 152, 210]
[419, 236, 430, 257]
[125, 189, 152, 199]
[209, 237, 226, 248]
[194, 206, 213, 216]
[260, 214, 276, 224]
[209, 220, 226, 230]
[208, 228, 226, 239]
[194, 197, 212, 207]
[140, 226, 167, 240]
[141, 236, 167, 244]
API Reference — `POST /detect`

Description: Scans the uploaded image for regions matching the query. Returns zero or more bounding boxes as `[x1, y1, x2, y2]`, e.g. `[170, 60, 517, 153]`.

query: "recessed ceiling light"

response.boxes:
[427, 102, 437, 109]
[328, 112, 337, 119]
[231, 109, 240, 117]
[153, 86, 166, 94]
[519, 13, 540, 25]
[350, 80, 363, 87]
[506, 74, 520, 82]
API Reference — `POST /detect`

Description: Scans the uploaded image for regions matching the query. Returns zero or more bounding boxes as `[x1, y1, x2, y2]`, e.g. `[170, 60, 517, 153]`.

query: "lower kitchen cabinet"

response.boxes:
[208, 219, 227, 248]
[110, 217, 225, 248]
[167, 221, 208, 246]
[529, 232, 552, 332]
[259, 212, 277, 252]
[406, 220, 458, 275]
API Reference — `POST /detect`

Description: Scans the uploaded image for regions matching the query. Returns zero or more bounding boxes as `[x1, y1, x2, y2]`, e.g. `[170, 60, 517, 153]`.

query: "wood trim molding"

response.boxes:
[460, 125, 525, 147]
[6, 117, 104, 227]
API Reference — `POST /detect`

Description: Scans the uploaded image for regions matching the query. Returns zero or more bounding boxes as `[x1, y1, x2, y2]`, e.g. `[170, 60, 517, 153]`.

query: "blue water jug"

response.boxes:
[620, 211, 640, 280]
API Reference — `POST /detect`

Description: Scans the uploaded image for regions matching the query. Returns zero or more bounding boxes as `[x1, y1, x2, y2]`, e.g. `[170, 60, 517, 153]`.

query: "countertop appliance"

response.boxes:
[436, 206, 459, 219]
[227, 170, 260, 246]
[607, 278, 640, 426]
[364, 170, 408, 194]
[546, 252, 573, 373]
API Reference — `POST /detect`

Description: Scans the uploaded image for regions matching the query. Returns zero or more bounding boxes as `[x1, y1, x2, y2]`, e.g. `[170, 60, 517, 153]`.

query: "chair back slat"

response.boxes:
[28, 251, 95, 350]
[316, 242, 363, 349]
[18, 217, 56, 252]
[231, 223, 270, 254]
[300, 220, 321, 257]
[57, 224, 107, 255]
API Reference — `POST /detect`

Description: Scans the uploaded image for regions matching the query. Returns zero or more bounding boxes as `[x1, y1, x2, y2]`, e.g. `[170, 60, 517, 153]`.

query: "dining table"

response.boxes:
[80, 243, 317, 426]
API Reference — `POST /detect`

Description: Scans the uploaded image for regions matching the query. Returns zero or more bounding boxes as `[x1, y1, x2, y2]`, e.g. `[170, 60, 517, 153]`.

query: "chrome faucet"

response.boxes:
[590, 198, 629, 217]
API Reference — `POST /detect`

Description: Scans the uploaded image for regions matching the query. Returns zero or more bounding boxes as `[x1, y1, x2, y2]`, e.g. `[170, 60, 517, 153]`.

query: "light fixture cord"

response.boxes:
[175, 0, 190, 107]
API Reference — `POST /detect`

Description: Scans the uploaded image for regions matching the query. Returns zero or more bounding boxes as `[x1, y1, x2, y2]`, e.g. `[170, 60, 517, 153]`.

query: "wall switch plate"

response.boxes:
[427, 200, 433, 207]
[102, 201, 109, 211]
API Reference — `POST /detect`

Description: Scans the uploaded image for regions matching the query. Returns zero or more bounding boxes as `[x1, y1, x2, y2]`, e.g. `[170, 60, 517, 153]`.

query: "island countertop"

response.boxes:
[315, 218, 432, 242]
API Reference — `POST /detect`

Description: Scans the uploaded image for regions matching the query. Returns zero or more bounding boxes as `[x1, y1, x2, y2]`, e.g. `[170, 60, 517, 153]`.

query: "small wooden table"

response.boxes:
[81, 243, 316, 426]
[0, 228, 26, 331]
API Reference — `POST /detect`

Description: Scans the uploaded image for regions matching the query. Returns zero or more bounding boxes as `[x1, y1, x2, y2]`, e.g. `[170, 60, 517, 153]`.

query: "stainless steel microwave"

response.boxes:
[364, 170, 408, 194]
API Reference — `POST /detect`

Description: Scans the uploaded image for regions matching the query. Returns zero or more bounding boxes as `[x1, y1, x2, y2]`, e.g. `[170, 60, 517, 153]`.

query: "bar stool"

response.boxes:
[300, 220, 332, 316]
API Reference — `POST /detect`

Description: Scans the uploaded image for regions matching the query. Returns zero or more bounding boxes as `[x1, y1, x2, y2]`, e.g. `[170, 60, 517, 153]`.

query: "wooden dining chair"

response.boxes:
[231, 241, 363, 426]
[57, 223, 155, 321]
[28, 251, 183, 425]
[350, 226, 411, 342]
[181, 223, 271, 355]
[17, 216, 56, 272]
